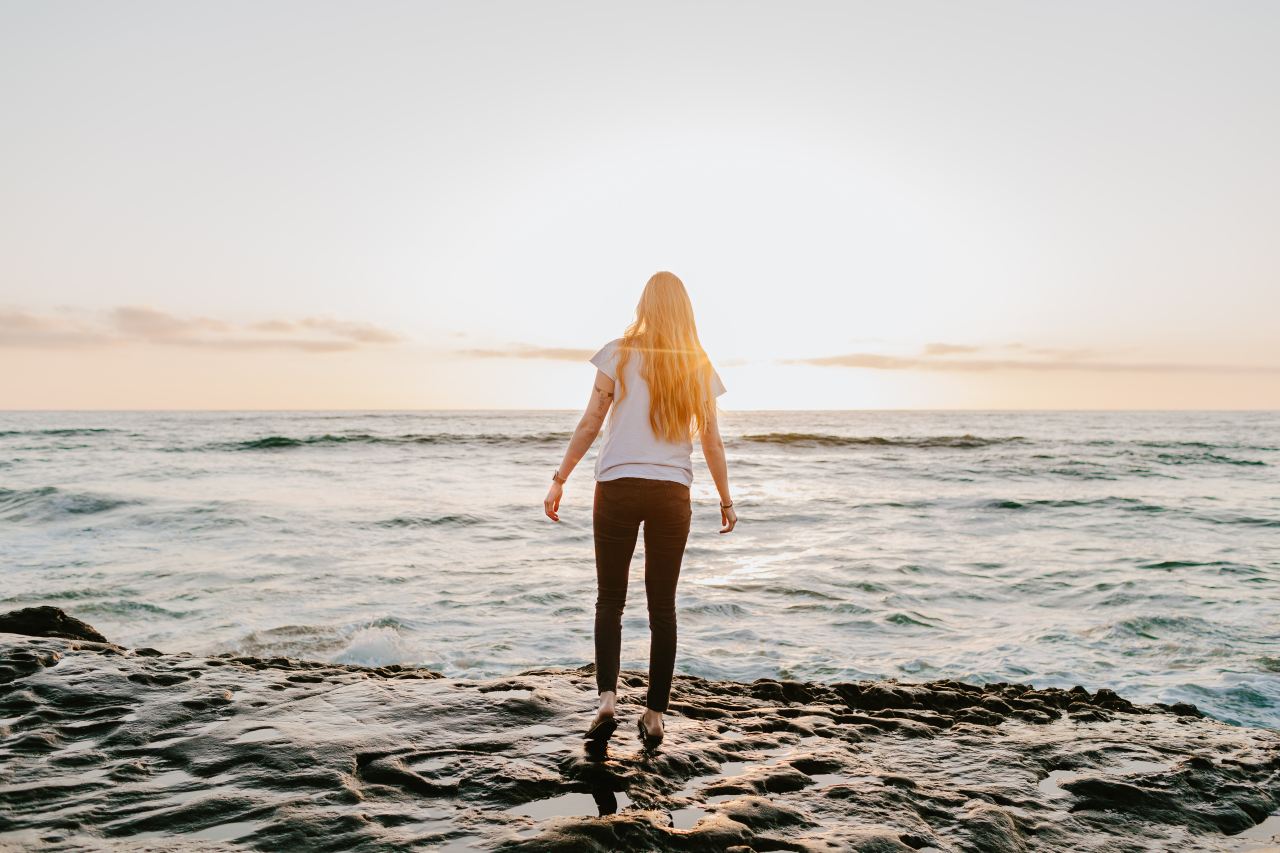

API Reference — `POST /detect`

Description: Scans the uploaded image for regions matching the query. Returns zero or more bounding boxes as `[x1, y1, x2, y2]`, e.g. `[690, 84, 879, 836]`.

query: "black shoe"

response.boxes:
[584, 714, 617, 746]
[637, 717, 663, 752]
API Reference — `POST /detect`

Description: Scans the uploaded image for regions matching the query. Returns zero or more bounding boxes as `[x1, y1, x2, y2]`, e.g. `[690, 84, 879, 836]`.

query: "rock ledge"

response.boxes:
[0, 608, 1276, 852]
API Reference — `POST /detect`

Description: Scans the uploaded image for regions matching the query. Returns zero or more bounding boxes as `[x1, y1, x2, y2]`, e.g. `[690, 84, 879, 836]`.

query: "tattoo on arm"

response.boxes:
[590, 384, 613, 417]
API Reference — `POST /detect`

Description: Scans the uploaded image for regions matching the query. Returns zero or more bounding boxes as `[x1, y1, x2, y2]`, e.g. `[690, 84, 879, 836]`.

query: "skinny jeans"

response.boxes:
[592, 476, 692, 713]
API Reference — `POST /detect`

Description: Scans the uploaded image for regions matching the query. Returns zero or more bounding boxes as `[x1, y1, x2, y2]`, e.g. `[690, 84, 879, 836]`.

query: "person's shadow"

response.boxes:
[591, 787, 619, 816]
[580, 740, 627, 816]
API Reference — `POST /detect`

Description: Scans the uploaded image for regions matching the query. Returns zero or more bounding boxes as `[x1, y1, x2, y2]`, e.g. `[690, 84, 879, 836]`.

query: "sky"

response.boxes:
[2, 1, 1278, 410]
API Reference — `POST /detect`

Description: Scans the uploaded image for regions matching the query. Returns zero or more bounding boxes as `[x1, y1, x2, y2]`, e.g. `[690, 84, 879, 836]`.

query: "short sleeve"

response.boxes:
[589, 339, 620, 381]
[708, 367, 726, 400]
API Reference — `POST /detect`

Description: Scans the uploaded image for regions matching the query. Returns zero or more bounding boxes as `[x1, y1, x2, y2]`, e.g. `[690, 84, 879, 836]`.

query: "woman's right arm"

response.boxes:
[699, 405, 737, 534]
[543, 369, 614, 522]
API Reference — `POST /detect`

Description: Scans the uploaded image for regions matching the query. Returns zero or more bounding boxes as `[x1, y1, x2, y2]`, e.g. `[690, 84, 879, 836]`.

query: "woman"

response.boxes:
[543, 271, 737, 752]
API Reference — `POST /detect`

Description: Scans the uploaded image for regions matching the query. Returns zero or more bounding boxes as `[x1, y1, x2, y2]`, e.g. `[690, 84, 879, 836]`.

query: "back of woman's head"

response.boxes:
[616, 271, 715, 443]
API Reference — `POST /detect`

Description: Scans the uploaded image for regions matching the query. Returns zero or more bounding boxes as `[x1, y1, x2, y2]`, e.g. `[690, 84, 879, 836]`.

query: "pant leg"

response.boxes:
[593, 480, 641, 695]
[640, 481, 692, 712]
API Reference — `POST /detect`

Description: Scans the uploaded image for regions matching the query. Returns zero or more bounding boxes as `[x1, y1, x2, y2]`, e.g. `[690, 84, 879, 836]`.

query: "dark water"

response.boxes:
[2, 410, 1277, 727]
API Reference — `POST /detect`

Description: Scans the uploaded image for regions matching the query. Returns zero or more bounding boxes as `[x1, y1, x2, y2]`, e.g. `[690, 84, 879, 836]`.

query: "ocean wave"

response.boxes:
[1108, 614, 1218, 640]
[1197, 514, 1280, 528]
[1045, 468, 1123, 480]
[512, 590, 572, 605]
[1154, 451, 1266, 467]
[1139, 559, 1247, 571]
[0, 486, 139, 522]
[217, 431, 569, 451]
[131, 508, 252, 531]
[1136, 440, 1278, 453]
[76, 600, 192, 619]
[330, 626, 425, 667]
[375, 514, 487, 528]
[2, 587, 138, 605]
[684, 602, 752, 617]
[0, 427, 116, 437]
[739, 432, 1024, 448]
[760, 585, 843, 600]
[884, 611, 946, 629]
[986, 497, 1168, 512]
[783, 602, 873, 615]
[222, 624, 346, 660]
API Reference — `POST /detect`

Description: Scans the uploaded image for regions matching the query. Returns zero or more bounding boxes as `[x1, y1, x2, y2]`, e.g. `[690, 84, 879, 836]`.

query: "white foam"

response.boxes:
[330, 626, 419, 667]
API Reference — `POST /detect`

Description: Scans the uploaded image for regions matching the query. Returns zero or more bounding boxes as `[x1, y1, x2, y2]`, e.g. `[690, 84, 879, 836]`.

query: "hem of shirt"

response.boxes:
[595, 464, 692, 488]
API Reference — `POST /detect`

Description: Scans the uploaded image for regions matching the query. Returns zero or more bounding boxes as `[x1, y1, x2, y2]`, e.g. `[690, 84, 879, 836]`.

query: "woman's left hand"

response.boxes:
[720, 504, 738, 534]
[544, 481, 563, 522]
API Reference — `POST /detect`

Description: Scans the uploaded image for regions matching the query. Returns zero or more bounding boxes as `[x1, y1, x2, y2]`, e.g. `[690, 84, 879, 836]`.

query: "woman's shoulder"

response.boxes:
[589, 338, 625, 377]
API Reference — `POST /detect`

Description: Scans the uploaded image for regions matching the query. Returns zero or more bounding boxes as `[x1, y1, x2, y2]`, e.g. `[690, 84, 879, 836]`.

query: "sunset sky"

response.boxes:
[2, 1, 1277, 410]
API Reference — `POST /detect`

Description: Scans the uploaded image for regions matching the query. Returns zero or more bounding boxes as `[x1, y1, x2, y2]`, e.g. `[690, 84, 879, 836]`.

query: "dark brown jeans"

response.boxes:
[592, 476, 692, 713]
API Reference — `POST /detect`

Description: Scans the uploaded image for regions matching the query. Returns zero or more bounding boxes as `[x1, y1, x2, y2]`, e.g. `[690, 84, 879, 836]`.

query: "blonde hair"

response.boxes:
[615, 271, 716, 443]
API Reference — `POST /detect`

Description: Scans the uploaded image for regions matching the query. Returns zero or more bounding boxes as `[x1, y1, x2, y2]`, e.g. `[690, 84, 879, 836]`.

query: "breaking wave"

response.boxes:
[739, 433, 1025, 448]
[0, 486, 139, 522]
[220, 432, 569, 451]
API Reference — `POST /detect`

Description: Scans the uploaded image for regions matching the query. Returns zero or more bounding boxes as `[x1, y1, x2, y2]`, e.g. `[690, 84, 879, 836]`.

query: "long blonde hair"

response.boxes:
[615, 271, 716, 443]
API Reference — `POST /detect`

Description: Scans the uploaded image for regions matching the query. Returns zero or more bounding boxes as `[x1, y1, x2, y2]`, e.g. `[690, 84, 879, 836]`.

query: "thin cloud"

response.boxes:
[301, 318, 399, 343]
[922, 342, 983, 356]
[1003, 342, 1102, 360]
[111, 306, 232, 340]
[256, 317, 401, 344]
[0, 309, 115, 348]
[0, 306, 402, 352]
[925, 341, 1102, 359]
[458, 344, 594, 361]
[786, 350, 1280, 374]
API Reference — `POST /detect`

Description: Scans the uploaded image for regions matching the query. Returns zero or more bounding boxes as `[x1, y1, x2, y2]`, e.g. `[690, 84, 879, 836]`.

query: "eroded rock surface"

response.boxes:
[0, 606, 109, 644]
[0, 609, 1277, 851]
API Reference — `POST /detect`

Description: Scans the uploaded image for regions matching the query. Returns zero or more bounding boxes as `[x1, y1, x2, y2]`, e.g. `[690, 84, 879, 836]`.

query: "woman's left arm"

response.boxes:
[543, 369, 615, 521]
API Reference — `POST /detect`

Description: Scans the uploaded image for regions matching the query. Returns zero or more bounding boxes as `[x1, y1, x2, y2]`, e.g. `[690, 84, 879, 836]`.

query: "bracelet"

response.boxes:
[551, 470, 567, 484]
[720, 500, 733, 509]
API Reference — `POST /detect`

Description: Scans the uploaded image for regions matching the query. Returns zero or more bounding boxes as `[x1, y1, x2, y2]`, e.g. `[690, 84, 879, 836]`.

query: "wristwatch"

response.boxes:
[551, 470, 567, 484]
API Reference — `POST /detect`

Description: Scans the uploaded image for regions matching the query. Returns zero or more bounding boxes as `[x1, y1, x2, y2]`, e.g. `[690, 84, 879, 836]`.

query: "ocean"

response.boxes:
[2, 410, 1277, 729]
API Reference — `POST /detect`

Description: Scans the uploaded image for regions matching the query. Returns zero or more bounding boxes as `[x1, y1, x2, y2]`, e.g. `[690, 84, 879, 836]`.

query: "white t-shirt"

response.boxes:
[589, 337, 727, 487]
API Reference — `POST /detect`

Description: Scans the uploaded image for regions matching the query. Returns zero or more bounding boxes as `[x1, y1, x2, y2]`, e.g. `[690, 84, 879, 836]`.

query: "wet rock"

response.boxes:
[0, 605, 109, 643]
[717, 794, 809, 829]
[1157, 700, 1206, 718]
[960, 800, 1029, 852]
[357, 754, 459, 796]
[1062, 769, 1276, 835]
[507, 811, 685, 852]
[0, 609, 1277, 851]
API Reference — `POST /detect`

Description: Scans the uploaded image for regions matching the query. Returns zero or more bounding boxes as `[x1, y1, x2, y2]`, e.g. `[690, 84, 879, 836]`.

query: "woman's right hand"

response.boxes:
[720, 504, 737, 534]
[544, 481, 563, 522]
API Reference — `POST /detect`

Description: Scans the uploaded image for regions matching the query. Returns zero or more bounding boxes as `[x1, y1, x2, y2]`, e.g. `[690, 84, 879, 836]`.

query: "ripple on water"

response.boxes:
[884, 611, 947, 630]
[1106, 615, 1221, 641]
[0, 486, 141, 522]
[77, 600, 193, 620]
[984, 497, 1168, 512]
[374, 514, 487, 528]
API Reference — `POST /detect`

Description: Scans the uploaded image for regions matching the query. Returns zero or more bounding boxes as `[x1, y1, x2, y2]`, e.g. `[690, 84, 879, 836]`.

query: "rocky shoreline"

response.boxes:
[0, 606, 1277, 851]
